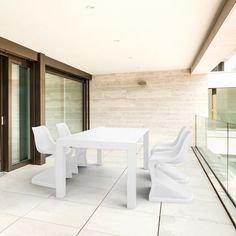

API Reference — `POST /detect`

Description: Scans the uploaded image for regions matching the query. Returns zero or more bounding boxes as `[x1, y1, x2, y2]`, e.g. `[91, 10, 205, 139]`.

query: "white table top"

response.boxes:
[57, 127, 148, 149]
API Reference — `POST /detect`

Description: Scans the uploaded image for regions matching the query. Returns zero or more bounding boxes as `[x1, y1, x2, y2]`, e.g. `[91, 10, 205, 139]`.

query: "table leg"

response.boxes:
[56, 143, 66, 198]
[143, 131, 149, 170]
[97, 149, 102, 165]
[127, 145, 137, 209]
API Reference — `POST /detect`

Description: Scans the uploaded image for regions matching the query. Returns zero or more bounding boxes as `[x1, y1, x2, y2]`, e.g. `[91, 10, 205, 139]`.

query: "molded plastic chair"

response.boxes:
[151, 127, 189, 154]
[149, 130, 191, 184]
[148, 164, 193, 203]
[148, 131, 193, 202]
[151, 130, 191, 165]
[32, 126, 77, 178]
[56, 123, 88, 167]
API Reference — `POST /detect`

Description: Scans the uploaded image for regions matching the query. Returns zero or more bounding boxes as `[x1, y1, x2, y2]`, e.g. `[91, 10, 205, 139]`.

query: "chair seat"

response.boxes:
[151, 144, 174, 154]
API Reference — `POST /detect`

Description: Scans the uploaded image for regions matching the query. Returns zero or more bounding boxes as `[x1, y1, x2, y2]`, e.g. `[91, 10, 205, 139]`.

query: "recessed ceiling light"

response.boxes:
[128, 56, 133, 59]
[86, 5, 95, 9]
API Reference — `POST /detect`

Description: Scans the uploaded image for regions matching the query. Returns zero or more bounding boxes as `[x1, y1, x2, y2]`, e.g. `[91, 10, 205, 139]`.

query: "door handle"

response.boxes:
[1, 116, 4, 125]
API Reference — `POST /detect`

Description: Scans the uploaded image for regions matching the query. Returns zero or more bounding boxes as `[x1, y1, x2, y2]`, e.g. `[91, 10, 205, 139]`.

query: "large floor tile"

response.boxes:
[25, 198, 96, 228]
[85, 207, 159, 236]
[159, 215, 236, 236]
[0, 148, 234, 236]
[3, 166, 45, 179]
[6, 158, 54, 179]
[51, 185, 108, 205]
[0, 175, 54, 198]
[0, 218, 78, 236]
[67, 174, 117, 190]
[102, 188, 159, 214]
[0, 213, 19, 233]
[78, 165, 124, 179]
[79, 229, 120, 236]
[0, 191, 45, 216]
[188, 175, 214, 189]
[191, 186, 219, 202]
[112, 168, 151, 192]
[162, 199, 232, 224]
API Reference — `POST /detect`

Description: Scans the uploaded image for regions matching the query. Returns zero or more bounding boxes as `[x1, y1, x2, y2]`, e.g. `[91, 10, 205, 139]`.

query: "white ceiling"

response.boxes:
[0, 0, 225, 75]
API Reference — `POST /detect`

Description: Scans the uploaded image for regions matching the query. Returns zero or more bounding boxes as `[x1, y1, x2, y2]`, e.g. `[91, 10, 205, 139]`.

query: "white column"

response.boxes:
[143, 131, 149, 170]
[97, 149, 102, 165]
[127, 145, 137, 209]
[56, 141, 66, 198]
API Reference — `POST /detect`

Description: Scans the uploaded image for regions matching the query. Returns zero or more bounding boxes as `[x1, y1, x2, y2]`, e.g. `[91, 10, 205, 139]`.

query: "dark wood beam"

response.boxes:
[0, 37, 38, 61]
[45, 56, 91, 80]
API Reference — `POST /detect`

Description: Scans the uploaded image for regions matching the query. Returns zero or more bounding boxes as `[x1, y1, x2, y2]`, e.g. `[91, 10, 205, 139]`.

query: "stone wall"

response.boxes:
[90, 70, 208, 145]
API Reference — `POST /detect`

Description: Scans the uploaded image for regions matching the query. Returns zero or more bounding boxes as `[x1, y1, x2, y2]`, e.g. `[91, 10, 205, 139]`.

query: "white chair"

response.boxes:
[32, 126, 78, 178]
[149, 130, 191, 184]
[150, 127, 191, 181]
[149, 164, 193, 203]
[151, 130, 191, 165]
[149, 131, 193, 202]
[151, 127, 189, 154]
[56, 123, 88, 167]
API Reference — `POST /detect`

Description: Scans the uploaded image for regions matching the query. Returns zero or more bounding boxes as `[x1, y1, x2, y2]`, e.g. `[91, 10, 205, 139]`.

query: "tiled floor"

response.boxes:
[0, 148, 235, 236]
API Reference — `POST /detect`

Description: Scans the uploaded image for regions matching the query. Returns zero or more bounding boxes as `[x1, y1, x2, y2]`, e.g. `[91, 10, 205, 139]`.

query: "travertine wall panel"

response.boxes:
[90, 70, 208, 145]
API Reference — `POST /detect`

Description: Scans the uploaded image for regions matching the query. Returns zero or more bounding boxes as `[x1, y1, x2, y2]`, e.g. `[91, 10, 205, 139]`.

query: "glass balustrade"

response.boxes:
[195, 115, 236, 204]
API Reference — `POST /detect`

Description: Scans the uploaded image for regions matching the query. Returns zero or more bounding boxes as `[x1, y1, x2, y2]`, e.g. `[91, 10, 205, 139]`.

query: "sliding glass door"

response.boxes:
[45, 72, 83, 139]
[0, 56, 88, 172]
[10, 62, 30, 165]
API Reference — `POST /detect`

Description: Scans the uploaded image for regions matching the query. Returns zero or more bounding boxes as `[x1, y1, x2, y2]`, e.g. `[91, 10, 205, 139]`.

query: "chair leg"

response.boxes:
[149, 161, 193, 203]
[75, 148, 88, 167]
[70, 155, 79, 174]
[65, 158, 73, 178]
[65, 152, 78, 177]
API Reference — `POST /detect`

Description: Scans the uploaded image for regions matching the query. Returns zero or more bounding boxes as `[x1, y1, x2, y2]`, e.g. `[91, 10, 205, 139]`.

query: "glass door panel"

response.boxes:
[64, 79, 83, 133]
[10, 63, 30, 165]
[45, 73, 83, 139]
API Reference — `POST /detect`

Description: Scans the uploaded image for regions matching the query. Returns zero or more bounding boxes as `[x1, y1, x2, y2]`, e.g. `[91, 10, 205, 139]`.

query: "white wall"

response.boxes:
[208, 72, 236, 88]
[90, 70, 208, 145]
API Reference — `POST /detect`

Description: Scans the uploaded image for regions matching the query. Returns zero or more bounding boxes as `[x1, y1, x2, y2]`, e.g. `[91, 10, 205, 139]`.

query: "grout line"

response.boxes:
[0, 217, 20, 234]
[0, 190, 53, 234]
[76, 167, 127, 236]
[157, 203, 162, 236]
[77, 228, 120, 236]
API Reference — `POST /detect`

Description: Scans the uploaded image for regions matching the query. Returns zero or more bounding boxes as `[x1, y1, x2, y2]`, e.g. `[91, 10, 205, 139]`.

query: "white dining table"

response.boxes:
[55, 127, 149, 209]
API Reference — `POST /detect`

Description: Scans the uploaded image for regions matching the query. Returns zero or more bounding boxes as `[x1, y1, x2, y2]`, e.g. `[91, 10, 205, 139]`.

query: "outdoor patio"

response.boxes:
[0, 148, 234, 236]
[0, 1, 236, 235]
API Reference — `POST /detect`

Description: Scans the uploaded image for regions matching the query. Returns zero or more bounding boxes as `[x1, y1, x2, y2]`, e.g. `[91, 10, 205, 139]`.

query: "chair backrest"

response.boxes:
[172, 130, 191, 163]
[32, 126, 56, 155]
[173, 127, 189, 146]
[56, 123, 71, 138]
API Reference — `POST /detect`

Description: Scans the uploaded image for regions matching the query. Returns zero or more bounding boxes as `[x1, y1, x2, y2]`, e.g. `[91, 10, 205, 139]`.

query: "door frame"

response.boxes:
[0, 55, 4, 171]
[3, 56, 33, 171]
